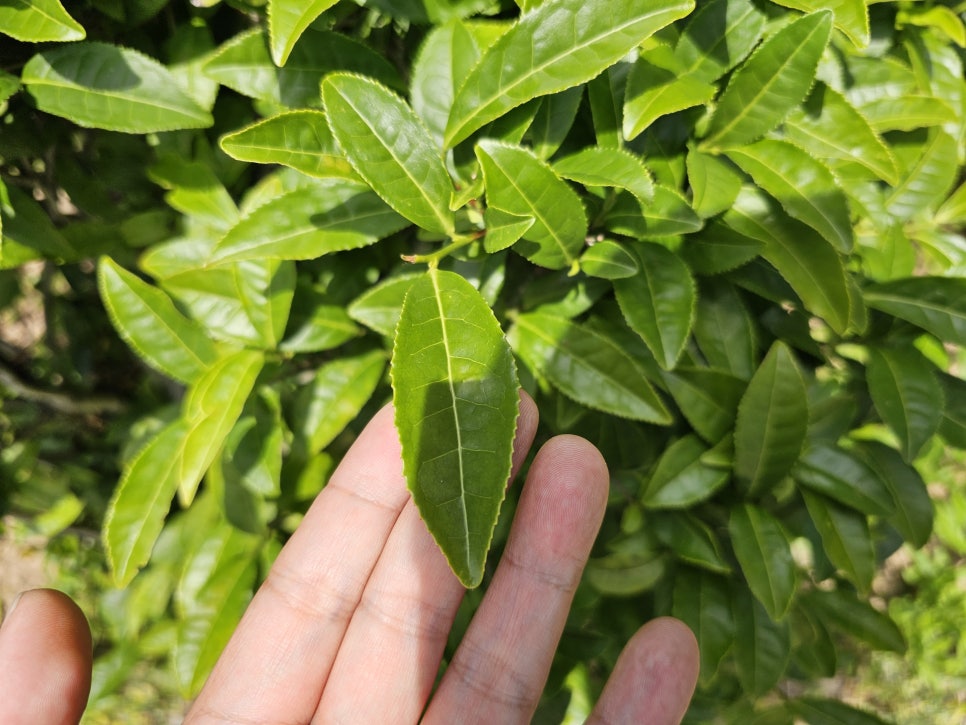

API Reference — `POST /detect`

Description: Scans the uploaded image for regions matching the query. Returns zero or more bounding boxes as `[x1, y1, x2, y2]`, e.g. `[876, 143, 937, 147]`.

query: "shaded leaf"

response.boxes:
[788, 698, 891, 725]
[673, 0, 767, 83]
[730, 504, 798, 619]
[865, 346, 943, 461]
[622, 52, 716, 140]
[483, 208, 535, 254]
[652, 511, 731, 573]
[864, 276, 966, 347]
[392, 268, 519, 587]
[801, 489, 875, 595]
[642, 434, 730, 508]
[686, 149, 745, 219]
[672, 568, 735, 683]
[733, 587, 791, 696]
[510, 312, 671, 424]
[614, 243, 695, 370]
[661, 367, 745, 442]
[691, 278, 758, 380]
[734, 342, 808, 496]
[794, 443, 895, 516]
[855, 442, 933, 548]
[580, 241, 639, 279]
[347, 274, 422, 337]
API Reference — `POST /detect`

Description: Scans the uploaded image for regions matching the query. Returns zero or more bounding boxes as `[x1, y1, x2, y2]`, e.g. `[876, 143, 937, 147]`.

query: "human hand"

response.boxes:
[0, 395, 699, 723]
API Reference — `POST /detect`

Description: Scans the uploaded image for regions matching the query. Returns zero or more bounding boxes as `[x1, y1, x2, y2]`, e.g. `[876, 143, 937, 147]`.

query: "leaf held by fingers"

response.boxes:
[391, 268, 519, 588]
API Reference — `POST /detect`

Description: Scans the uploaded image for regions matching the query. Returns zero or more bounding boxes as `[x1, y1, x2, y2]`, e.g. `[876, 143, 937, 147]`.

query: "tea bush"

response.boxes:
[1, 0, 965, 720]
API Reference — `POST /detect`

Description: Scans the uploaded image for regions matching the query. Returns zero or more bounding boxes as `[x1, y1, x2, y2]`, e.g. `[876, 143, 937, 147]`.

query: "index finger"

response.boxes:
[187, 402, 411, 723]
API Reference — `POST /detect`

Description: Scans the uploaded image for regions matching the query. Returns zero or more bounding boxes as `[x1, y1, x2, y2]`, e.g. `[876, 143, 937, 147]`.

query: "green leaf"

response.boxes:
[802, 588, 906, 653]
[770, 0, 868, 47]
[733, 587, 791, 696]
[0, 71, 20, 105]
[614, 243, 695, 371]
[885, 129, 959, 220]
[511, 312, 671, 424]
[203, 28, 403, 108]
[98, 257, 221, 384]
[865, 347, 943, 461]
[220, 111, 359, 181]
[322, 73, 455, 236]
[661, 367, 745, 443]
[784, 83, 899, 185]
[725, 187, 851, 335]
[0, 0, 84, 42]
[211, 181, 407, 264]
[652, 511, 731, 573]
[444, 0, 694, 147]
[801, 489, 875, 595]
[268, 0, 340, 66]
[579, 241, 639, 279]
[586, 536, 666, 596]
[391, 268, 520, 588]
[410, 20, 481, 145]
[673, 0, 767, 83]
[605, 186, 703, 240]
[553, 147, 654, 205]
[734, 342, 808, 496]
[527, 87, 583, 159]
[23, 43, 212, 133]
[477, 140, 587, 270]
[860, 95, 956, 134]
[672, 568, 735, 683]
[174, 527, 260, 696]
[788, 698, 891, 725]
[725, 139, 853, 253]
[104, 419, 192, 586]
[178, 350, 265, 504]
[347, 273, 422, 337]
[0, 186, 76, 267]
[483, 208, 535, 254]
[291, 349, 386, 456]
[692, 279, 758, 380]
[793, 443, 895, 516]
[702, 11, 833, 149]
[856, 442, 933, 548]
[622, 52, 717, 140]
[938, 372, 966, 448]
[279, 305, 359, 353]
[148, 155, 239, 232]
[641, 434, 731, 508]
[686, 149, 745, 219]
[864, 276, 966, 347]
[680, 221, 764, 276]
[729, 504, 798, 620]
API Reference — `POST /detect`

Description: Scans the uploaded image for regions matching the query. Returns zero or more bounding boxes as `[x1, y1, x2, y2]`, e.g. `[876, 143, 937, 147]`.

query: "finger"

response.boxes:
[424, 434, 609, 724]
[314, 393, 538, 723]
[188, 402, 411, 723]
[0, 589, 92, 725]
[587, 617, 700, 725]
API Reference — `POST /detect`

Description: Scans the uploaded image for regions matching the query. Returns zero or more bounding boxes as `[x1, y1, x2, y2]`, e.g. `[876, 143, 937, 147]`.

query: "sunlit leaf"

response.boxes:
[0, 0, 84, 42]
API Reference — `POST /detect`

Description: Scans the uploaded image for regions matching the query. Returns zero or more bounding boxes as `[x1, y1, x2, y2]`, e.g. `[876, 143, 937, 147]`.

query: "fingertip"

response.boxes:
[0, 588, 93, 725]
[590, 616, 699, 725]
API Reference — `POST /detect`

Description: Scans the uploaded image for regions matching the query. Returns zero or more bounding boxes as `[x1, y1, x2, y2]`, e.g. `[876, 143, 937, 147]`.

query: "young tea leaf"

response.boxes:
[268, 0, 340, 66]
[98, 257, 221, 384]
[322, 73, 456, 236]
[729, 503, 798, 620]
[702, 10, 833, 149]
[0, 0, 85, 42]
[391, 268, 519, 588]
[444, 0, 694, 147]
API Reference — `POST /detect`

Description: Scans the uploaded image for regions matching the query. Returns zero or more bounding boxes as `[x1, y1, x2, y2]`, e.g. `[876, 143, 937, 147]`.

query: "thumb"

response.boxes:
[0, 589, 93, 725]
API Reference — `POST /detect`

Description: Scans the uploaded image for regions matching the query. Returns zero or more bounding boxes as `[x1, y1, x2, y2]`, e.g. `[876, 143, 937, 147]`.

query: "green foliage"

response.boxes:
[2, 0, 965, 719]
